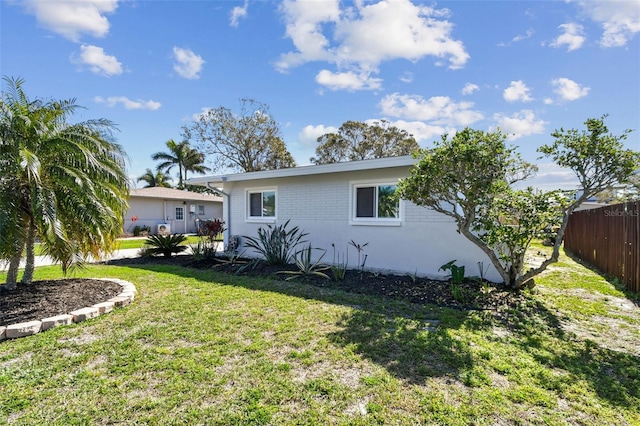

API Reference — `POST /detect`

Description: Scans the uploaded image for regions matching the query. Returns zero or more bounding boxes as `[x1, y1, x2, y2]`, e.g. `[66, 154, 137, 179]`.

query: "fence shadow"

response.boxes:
[563, 247, 640, 307]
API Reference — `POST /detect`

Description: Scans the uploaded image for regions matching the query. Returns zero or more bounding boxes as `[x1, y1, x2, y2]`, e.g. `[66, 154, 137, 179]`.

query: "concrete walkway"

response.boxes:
[2, 248, 143, 270]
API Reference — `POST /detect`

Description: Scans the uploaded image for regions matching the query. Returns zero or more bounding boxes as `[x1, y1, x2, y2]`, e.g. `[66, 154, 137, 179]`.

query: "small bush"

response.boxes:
[439, 260, 465, 284]
[243, 220, 308, 266]
[278, 245, 330, 281]
[143, 234, 188, 258]
[193, 219, 225, 259]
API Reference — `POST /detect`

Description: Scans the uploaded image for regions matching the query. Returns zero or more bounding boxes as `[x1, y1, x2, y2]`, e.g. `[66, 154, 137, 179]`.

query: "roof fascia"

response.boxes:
[188, 155, 417, 186]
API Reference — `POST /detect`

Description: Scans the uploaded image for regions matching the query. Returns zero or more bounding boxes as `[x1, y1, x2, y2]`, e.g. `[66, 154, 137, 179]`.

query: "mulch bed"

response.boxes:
[1, 255, 521, 328]
[0, 279, 122, 327]
[110, 254, 521, 310]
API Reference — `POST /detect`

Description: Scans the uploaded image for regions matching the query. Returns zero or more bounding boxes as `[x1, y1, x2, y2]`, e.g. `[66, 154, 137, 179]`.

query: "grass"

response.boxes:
[32, 235, 203, 255]
[1, 248, 639, 424]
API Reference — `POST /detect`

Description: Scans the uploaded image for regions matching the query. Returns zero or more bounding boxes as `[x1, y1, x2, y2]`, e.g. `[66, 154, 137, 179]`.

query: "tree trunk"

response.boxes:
[4, 238, 26, 290]
[21, 223, 36, 284]
[4, 252, 22, 290]
[458, 225, 512, 286]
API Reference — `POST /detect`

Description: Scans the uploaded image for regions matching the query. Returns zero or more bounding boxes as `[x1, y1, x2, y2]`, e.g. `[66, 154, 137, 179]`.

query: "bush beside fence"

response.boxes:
[564, 201, 639, 293]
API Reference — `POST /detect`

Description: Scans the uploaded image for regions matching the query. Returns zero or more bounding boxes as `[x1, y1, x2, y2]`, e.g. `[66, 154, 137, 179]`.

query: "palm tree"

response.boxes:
[151, 139, 210, 189]
[182, 146, 210, 184]
[0, 76, 129, 289]
[137, 168, 172, 188]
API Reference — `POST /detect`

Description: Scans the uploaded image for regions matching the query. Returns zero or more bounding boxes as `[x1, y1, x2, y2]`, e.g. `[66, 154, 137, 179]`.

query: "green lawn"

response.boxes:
[1, 249, 639, 424]
[32, 235, 203, 255]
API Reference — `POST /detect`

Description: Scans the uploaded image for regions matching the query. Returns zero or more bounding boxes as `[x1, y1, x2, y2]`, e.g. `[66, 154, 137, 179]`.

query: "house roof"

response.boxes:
[129, 187, 222, 202]
[187, 155, 418, 187]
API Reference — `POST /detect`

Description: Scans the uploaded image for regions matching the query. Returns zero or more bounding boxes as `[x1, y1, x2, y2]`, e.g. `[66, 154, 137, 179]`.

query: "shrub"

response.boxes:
[143, 234, 188, 258]
[243, 220, 307, 265]
[439, 260, 465, 284]
[278, 245, 330, 281]
[193, 219, 225, 258]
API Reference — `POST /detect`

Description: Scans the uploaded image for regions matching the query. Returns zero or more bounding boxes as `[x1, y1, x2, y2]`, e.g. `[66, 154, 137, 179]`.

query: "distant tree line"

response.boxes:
[140, 98, 419, 189]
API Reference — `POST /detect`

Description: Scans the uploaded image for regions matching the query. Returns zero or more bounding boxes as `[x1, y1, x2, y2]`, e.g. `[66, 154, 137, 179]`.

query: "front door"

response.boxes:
[174, 205, 185, 233]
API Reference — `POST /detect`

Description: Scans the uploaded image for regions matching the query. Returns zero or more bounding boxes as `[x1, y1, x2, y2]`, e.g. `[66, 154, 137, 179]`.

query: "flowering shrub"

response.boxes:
[199, 219, 225, 241]
[193, 219, 225, 259]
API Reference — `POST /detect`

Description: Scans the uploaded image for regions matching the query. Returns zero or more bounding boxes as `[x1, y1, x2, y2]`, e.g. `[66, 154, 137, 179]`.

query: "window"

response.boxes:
[247, 189, 276, 220]
[175, 206, 185, 221]
[352, 182, 400, 224]
[197, 205, 205, 215]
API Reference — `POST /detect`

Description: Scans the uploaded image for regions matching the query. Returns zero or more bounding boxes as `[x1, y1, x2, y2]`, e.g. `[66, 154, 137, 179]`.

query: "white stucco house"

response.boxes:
[188, 156, 500, 281]
[125, 187, 223, 235]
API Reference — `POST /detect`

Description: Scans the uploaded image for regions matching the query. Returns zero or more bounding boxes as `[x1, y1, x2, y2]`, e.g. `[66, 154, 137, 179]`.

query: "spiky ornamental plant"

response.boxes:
[143, 234, 188, 258]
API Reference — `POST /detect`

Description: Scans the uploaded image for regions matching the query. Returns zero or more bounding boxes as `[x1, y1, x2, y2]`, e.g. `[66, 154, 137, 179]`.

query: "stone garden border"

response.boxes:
[0, 278, 136, 341]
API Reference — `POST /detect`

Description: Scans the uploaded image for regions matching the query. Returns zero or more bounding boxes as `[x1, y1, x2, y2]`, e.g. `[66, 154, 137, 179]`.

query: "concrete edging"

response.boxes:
[0, 278, 136, 341]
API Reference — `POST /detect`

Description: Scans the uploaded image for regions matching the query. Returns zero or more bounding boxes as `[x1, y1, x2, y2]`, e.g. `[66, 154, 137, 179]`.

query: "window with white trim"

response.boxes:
[197, 205, 205, 215]
[352, 183, 400, 222]
[175, 206, 185, 221]
[247, 189, 276, 219]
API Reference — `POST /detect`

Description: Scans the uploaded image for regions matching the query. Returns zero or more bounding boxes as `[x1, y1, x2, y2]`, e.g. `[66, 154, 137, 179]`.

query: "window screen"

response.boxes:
[356, 186, 375, 217]
[248, 190, 276, 218]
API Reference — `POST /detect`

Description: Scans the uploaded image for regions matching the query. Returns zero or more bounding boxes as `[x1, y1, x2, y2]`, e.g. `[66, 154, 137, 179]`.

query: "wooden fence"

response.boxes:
[564, 201, 639, 293]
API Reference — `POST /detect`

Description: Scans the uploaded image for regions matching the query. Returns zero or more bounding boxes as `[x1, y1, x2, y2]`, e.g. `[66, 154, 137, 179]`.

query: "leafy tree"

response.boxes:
[184, 98, 296, 173]
[594, 172, 639, 203]
[0, 76, 129, 289]
[397, 118, 639, 290]
[311, 120, 419, 164]
[537, 115, 639, 257]
[136, 168, 172, 188]
[151, 139, 209, 189]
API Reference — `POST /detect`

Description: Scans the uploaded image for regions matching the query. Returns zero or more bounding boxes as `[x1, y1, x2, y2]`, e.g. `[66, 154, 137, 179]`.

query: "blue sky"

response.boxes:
[2, 0, 639, 189]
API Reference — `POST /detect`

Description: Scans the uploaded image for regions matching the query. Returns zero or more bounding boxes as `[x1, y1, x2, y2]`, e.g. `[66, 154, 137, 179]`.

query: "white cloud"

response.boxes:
[230, 0, 249, 27]
[277, 0, 469, 90]
[20, 0, 118, 42]
[578, 1, 640, 47]
[518, 163, 580, 191]
[298, 124, 339, 145]
[74, 44, 122, 76]
[550, 23, 586, 51]
[498, 28, 535, 46]
[172, 47, 205, 79]
[94, 96, 161, 110]
[503, 80, 533, 102]
[399, 72, 413, 83]
[315, 69, 382, 91]
[512, 28, 535, 43]
[552, 77, 590, 101]
[376, 119, 449, 144]
[379, 93, 483, 127]
[461, 83, 479, 95]
[492, 110, 546, 140]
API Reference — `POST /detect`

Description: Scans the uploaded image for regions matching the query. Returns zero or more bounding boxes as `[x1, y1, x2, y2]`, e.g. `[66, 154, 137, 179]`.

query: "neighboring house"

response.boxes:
[188, 156, 501, 281]
[126, 187, 223, 235]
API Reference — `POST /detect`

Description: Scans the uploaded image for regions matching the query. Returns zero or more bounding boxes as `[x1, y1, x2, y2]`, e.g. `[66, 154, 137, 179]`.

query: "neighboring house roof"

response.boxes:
[187, 155, 418, 186]
[129, 187, 223, 202]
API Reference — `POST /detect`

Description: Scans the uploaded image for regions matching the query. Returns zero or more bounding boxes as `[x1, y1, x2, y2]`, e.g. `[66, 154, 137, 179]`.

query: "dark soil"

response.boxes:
[0, 279, 122, 327]
[111, 254, 521, 310]
[1, 255, 521, 328]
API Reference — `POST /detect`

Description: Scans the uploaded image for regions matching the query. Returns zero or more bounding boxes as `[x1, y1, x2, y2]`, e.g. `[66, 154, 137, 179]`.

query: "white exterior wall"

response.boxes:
[222, 166, 502, 282]
[125, 198, 223, 234]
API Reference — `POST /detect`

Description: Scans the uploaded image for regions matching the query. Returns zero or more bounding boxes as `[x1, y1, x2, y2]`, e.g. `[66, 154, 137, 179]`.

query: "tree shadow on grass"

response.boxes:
[499, 295, 640, 408]
[111, 262, 480, 384]
[108, 262, 640, 407]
